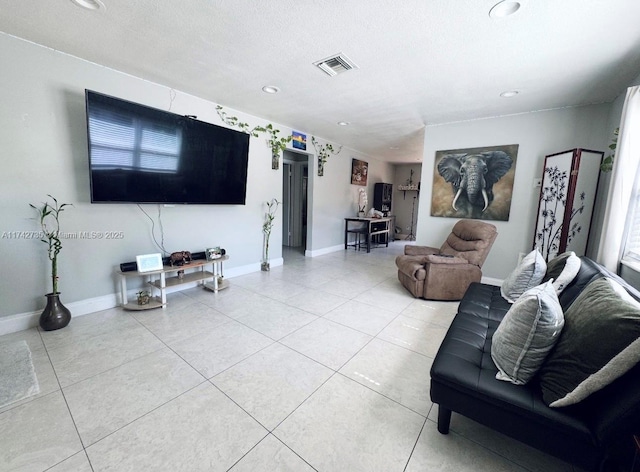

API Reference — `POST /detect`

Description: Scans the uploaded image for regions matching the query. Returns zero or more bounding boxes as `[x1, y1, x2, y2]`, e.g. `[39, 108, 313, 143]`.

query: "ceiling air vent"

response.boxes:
[313, 53, 358, 77]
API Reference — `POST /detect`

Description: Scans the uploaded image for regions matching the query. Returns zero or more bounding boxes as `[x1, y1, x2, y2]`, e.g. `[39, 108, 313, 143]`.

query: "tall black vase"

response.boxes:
[40, 293, 71, 331]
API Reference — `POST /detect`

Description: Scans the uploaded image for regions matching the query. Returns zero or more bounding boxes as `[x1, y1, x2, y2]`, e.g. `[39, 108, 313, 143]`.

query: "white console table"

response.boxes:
[118, 255, 229, 310]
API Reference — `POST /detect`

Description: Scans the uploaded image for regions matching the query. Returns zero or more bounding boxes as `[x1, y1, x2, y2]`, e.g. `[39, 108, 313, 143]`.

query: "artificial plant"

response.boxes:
[216, 105, 292, 169]
[263, 124, 293, 170]
[261, 198, 281, 271]
[312, 136, 342, 176]
[216, 105, 266, 137]
[30, 195, 73, 294]
[358, 188, 368, 215]
[600, 127, 619, 172]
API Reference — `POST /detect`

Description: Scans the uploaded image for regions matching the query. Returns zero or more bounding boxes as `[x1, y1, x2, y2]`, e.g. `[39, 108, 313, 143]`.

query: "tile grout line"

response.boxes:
[36, 327, 97, 472]
[403, 417, 429, 472]
[6, 243, 552, 471]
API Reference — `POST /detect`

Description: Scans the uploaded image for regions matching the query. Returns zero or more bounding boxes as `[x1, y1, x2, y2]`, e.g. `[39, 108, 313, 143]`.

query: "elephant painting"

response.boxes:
[431, 145, 518, 221]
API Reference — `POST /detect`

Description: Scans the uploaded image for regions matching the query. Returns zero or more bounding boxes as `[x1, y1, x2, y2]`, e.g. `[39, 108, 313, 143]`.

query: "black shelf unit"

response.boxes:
[374, 183, 392, 215]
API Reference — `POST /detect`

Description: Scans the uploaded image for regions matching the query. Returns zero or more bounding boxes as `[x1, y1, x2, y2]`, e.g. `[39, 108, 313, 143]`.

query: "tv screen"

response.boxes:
[85, 90, 250, 204]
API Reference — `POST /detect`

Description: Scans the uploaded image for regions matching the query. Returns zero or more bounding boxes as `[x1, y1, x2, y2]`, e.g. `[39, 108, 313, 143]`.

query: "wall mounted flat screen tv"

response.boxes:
[85, 90, 250, 204]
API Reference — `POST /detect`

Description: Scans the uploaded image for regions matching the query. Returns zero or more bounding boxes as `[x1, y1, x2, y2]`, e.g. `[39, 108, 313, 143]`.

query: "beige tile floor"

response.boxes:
[0, 242, 580, 472]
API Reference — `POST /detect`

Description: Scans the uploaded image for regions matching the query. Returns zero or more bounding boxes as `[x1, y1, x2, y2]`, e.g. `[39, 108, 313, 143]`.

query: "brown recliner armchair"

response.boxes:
[395, 220, 498, 300]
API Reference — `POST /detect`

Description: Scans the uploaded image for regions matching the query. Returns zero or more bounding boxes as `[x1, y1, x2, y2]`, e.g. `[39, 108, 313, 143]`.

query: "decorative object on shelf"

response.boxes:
[30, 194, 73, 331]
[533, 148, 603, 262]
[600, 127, 619, 172]
[292, 131, 307, 150]
[357, 188, 368, 217]
[135, 253, 163, 272]
[177, 270, 185, 280]
[206, 247, 222, 261]
[169, 250, 192, 267]
[398, 169, 420, 198]
[136, 290, 150, 305]
[216, 106, 291, 170]
[432, 144, 518, 221]
[350, 158, 368, 186]
[398, 184, 420, 192]
[119, 256, 230, 310]
[261, 198, 280, 271]
[312, 136, 342, 176]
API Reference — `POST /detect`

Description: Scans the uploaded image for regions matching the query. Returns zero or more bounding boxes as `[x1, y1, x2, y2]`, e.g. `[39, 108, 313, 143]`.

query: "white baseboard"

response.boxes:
[305, 244, 344, 257]
[481, 276, 503, 286]
[0, 293, 118, 336]
[0, 259, 284, 336]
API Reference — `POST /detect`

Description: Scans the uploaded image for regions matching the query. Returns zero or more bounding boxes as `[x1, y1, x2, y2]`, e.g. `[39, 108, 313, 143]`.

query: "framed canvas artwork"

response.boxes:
[351, 159, 368, 186]
[431, 144, 518, 221]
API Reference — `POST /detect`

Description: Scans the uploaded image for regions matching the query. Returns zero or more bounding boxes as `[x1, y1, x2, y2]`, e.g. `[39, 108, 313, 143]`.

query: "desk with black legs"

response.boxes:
[344, 216, 392, 253]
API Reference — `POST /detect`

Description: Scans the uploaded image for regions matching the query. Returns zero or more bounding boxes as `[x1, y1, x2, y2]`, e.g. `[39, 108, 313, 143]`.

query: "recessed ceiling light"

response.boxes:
[489, 1, 520, 18]
[500, 90, 519, 98]
[261, 85, 280, 94]
[70, 0, 105, 10]
[389, 146, 400, 150]
[337, 121, 350, 126]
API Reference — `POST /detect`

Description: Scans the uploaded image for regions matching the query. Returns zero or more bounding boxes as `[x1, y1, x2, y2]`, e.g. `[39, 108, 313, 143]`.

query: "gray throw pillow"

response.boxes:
[501, 249, 547, 303]
[491, 281, 564, 385]
[542, 251, 581, 295]
[539, 277, 640, 407]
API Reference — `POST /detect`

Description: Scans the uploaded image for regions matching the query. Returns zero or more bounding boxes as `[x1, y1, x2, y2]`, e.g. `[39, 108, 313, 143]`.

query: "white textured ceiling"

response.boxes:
[2, 0, 640, 163]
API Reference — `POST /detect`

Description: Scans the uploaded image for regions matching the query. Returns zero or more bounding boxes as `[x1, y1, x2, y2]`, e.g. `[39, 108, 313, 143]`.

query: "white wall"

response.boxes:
[307, 148, 393, 253]
[0, 33, 387, 320]
[417, 104, 611, 280]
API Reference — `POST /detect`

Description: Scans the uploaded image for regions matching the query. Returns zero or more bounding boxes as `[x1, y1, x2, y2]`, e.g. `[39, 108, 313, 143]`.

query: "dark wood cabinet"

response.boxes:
[374, 183, 392, 215]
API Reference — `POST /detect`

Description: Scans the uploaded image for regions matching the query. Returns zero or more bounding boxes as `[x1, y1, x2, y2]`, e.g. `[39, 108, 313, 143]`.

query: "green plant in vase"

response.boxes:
[30, 195, 73, 331]
[216, 105, 291, 170]
[264, 124, 292, 170]
[312, 136, 342, 176]
[262, 198, 280, 271]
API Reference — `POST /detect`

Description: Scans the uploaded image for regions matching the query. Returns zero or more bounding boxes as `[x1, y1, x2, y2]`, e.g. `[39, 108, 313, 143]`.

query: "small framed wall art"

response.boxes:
[292, 131, 307, 150]
[136, 253, 164, 272]
[351, 158, 368, 186]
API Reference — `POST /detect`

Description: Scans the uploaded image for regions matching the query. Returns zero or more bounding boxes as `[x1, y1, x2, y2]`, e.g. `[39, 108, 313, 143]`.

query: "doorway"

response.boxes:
[282, 150, 309, 257]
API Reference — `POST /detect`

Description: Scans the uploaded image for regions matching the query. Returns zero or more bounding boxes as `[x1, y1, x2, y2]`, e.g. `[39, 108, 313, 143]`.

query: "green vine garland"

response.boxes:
[312, 136, 342, 176]
[216, 106, 292, 169]
[216, 105, 266, 137]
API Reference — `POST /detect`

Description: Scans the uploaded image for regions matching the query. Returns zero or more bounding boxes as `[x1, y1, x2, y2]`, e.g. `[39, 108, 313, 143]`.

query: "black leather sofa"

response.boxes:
[430, 257, 640, 471]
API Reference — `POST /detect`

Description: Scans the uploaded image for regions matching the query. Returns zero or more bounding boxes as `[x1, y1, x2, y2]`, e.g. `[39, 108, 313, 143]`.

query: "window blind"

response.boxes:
[89, 113, 181, 172]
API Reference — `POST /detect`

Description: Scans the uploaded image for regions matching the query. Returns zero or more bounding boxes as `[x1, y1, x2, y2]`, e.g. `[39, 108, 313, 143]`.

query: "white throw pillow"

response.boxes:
[492, 281, 564, 385]
[501, 249, 547, 303]
[542, 251, 581, 295]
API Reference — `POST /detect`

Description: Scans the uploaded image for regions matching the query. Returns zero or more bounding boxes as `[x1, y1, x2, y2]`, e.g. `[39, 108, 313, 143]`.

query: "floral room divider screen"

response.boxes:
[533, 148, 604, 262]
